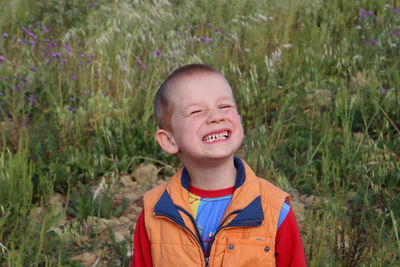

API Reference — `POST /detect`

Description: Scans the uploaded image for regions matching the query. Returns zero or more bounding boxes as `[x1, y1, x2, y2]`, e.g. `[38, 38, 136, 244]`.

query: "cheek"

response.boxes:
[227, 110, 243, 125]
[232, 112, 244, 137]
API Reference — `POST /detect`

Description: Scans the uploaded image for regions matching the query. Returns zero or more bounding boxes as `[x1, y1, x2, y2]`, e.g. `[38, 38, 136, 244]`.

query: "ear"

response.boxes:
[155, 129, 179, 154]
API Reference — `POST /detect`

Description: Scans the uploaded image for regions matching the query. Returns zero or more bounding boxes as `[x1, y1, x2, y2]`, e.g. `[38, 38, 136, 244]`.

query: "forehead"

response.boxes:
[169, 73, 234, 104]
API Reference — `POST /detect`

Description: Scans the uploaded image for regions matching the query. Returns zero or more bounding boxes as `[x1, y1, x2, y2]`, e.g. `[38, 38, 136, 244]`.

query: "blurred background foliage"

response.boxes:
[0, 0, 399, 265]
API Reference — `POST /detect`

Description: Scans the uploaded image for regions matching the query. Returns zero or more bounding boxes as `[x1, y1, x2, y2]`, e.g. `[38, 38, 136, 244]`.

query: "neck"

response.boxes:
[182, 156, 237, 190]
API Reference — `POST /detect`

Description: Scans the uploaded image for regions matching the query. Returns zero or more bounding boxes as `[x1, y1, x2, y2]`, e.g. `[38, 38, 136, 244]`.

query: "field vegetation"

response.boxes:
[0, 0, 399, 266]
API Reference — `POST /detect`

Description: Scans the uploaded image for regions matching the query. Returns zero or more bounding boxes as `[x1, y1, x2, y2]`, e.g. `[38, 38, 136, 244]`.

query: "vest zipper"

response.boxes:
[155, 212, 209, 266]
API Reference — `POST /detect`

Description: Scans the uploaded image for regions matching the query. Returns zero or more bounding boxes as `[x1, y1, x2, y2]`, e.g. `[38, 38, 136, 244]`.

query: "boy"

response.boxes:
[131, 64, 306, 267]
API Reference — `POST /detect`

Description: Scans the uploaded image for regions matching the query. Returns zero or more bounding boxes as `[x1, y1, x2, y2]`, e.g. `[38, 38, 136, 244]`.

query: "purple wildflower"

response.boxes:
[186, 25, 191, 29]
[80, 53, 85, 57]
[35, 21, 40, 25]
[136, 56, 141, 60]
[359, 8, 374, 20]
[0, 92, 3, 96]
[28, 94, 37, 107]
[370, 39, 377, 45]
[80, 61, 84, 66]
[67, 49, 72, 55]
[360, 8, 365, 20]
[42, 25, 49, 31]
[208, 37, 213, 43]
[45, 58, 50, 64]
[72, 74, 77, 80]
[51, 52, 60, 58]
[44, 39, 50, 43]
[390, 29, 398, 36]
[0, 77, 8, 80]
[136, 60, 141, 66]
[155, 49, 161, 56]
[200, 36, 207, 42]
[3, 33, 8, 38]
[207, 23, 212, 27]
[30, 66, 37, 72]
[52, 41, 57, 47]
[68, 106, 76, 112]
[61, 58, 67, 64]
[361, 39, 366, 46]
[141, 65, 147, 70]
[18, 39, 23, 44]
[0, 55, 5, 63]
[64, 44, 71, 49]
[215, 28, 220, 33]
[380, 88, 386, 94]
[392, 9, 400, 13]
[123, 66, 128, 72]
[195, 25, 199, 30]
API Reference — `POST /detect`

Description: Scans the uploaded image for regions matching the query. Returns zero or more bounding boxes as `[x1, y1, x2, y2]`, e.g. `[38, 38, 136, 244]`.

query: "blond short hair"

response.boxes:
[154, 64, 223, 130]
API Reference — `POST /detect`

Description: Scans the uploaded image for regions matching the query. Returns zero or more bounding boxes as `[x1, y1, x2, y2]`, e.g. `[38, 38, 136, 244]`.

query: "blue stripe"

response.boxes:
[277, 201, 290, 230]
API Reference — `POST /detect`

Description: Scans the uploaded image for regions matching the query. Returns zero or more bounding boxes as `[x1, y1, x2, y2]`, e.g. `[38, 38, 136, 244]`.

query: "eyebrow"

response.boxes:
[182, 96, 235, 110]
[182, 103, 204, 111]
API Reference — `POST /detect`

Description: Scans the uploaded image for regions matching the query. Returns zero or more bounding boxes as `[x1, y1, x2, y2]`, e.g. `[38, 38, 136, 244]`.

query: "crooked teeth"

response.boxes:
[203, 131, 229, 143]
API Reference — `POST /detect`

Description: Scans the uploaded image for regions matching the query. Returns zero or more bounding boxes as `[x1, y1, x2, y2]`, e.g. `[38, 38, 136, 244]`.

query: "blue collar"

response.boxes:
[154, 156, 263, 229]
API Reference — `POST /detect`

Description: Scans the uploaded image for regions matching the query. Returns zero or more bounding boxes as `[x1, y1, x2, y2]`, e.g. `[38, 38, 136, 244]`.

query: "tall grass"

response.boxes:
[1, 0, 399, 265]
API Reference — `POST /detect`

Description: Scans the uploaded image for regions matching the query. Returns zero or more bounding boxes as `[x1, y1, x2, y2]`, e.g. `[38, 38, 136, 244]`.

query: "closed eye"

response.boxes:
[190, 110, 202, 115]
[219, 105, 233, 109]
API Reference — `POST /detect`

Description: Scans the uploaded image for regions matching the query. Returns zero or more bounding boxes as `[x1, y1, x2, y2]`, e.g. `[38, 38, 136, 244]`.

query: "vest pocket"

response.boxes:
[221, 237, 274, 267]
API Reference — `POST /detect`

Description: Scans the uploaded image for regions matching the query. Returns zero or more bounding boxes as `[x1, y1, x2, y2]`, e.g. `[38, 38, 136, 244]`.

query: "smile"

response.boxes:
[203, 130, 229, 143]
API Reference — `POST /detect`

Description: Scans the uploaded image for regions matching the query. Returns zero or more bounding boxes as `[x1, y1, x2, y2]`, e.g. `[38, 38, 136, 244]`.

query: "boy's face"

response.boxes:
[158, 73, 243, 166]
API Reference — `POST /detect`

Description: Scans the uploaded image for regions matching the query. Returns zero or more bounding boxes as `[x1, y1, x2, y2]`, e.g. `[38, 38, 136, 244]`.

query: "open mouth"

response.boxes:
[202, 130, 230, 143]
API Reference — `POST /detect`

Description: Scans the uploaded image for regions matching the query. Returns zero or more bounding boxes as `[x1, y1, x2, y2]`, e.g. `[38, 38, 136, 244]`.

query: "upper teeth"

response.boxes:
[203, 131, 229, 142]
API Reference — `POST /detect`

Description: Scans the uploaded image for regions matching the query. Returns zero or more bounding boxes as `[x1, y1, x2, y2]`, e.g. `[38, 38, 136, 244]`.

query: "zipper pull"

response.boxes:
[205, 257, 209, 267]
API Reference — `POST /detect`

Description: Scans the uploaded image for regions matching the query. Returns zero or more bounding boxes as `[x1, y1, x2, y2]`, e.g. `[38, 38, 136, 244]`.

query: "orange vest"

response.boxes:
[143, 157, 289, 267]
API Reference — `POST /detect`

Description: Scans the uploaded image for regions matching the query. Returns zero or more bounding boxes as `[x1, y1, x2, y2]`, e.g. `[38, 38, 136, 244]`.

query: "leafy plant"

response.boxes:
[68, 182, 128, 221]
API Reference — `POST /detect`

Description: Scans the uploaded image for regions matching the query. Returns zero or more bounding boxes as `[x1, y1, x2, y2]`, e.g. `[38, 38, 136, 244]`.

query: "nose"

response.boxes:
[207, 108, 225, 124]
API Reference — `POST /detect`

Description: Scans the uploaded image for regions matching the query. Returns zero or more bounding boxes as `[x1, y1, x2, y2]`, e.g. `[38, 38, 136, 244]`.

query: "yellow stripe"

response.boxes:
[188, 192, 201, 218]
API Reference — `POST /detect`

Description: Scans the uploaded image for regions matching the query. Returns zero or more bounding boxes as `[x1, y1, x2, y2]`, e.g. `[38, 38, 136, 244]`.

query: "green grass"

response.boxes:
[1, 0, 399, 265]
